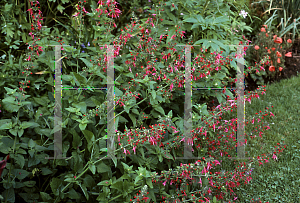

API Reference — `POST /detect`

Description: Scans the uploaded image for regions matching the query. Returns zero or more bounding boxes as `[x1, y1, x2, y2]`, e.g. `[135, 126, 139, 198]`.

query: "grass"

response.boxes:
[216, 72, 300, 202]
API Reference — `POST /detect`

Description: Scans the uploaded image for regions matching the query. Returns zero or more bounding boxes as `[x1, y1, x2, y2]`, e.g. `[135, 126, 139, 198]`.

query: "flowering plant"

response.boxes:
[244, 24, 293, 84]
[58, 2, 285, 202]
[0, 0, 287, 203]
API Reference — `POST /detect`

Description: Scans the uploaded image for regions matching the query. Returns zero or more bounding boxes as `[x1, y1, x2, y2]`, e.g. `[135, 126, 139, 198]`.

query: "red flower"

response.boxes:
[269, 66, 275, 72]
[279, 67, 283, 71]
[254, 45, 260, 50]
[274, 37, 282, 44]
[276, 51, 282, 57]
[271, 47, 276, 51]
[285, 52, 292, 57]
[287, 39, 292, 43]
[0, 155, 9, 178]
[261, 27, 266, 32]
[277, 58, 281, 64]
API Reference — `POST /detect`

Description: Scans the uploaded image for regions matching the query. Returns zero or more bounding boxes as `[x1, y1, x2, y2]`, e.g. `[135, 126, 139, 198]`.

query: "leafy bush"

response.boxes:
[0, 0, 287, 202]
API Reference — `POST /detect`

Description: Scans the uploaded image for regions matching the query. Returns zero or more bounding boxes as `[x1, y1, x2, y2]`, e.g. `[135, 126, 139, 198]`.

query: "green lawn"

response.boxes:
[217, 73, 300, 202]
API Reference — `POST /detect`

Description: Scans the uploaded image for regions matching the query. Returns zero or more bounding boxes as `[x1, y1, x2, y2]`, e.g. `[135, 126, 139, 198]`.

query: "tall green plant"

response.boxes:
[252, 0, 300, 41]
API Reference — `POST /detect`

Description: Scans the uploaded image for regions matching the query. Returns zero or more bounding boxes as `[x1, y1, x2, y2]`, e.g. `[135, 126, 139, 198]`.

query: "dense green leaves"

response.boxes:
[0, 0, 271, 202]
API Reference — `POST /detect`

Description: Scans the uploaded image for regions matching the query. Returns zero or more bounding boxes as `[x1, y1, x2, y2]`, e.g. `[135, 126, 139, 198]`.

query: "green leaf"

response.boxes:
[114, 116, 119, 130]
[149, 188, 156, 202]
[148, 81, 156, 89]
[21, 121, 40, 129]
[89, 164, 96, 175]
[146, 178, 153, 189]
[151, 89, 156, 100]
[95, 69, 106, 79]
[83, 174, 95, 188]
[28, 149, 35, 158]
[215, 92, 224, 104]
[50, 178, 62, 196]
[79, 183, 89, 201]
[12, 169, 30, 180]
[196, 15, 205, 24]
[72, 130, 82, 149]
[41, 167, 53, 176]
[128, 113, 136, 128]
[134, 175, 143, 185]
[79, 58, 93, 68]
[166, 27, 176, 44]
[123, 72, 134, 78]
[14, 154, 25, 168]
[121, 162, 133, 172]
[33, 96, 50, 106]
[82, 130, 95, 152]
[150, 97, 158, 106]
[114, 86, 123, 97]
[154, 105, 165, 115]
[158, 154, 163, 162]
[57, 4, 65, 13]
[203, 40, 211, 50]
[161, 20, 175, 25]
[71, 152, 84, 173]
[2, 188, 14, 202]
[191, 23, 200, 30]
[167, 110, 173, 118]
[67, 188, 80, 199]
[166, 11, 177, 22]
[183, 17, 198, 24]
[79, 123, 87, 131]
[211, 42, 220, 52]
[9, 128, 18, 136]
[23, 180, 36, 187]
[4, 87, 16, 95]
[119, 115, 128, 123]
[215, 72, 226, 80]
[131, 108, 139, 115]
[72, 102, 87, 114]
[230, 58, 237, 70]
[0, 122, 12, 130]
[211, 39, 228, 51]
[40, 192, 53, 201]
[65, 107, 78, 113]
[111, 154, 118, 168]
[28, 139, 36, 148]
[97, 180, 112, 186]
[112, 65, 122, 72]
[2, 96, 16, 104]
[28, 156, 40, 167]
[111, 180, 123, 191]
[3, 103, 20, 113]
[4, 3, 13, 12]
[150, 109, 160, 118]
[62, 75, 73, 81]
[72, 72, 87, 86]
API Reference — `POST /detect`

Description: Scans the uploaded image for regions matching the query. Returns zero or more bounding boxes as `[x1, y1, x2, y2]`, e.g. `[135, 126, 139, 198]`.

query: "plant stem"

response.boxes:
[5, 122, 18, 203]
[107, 194, 123, 202]
[201, 0, 210, 16]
